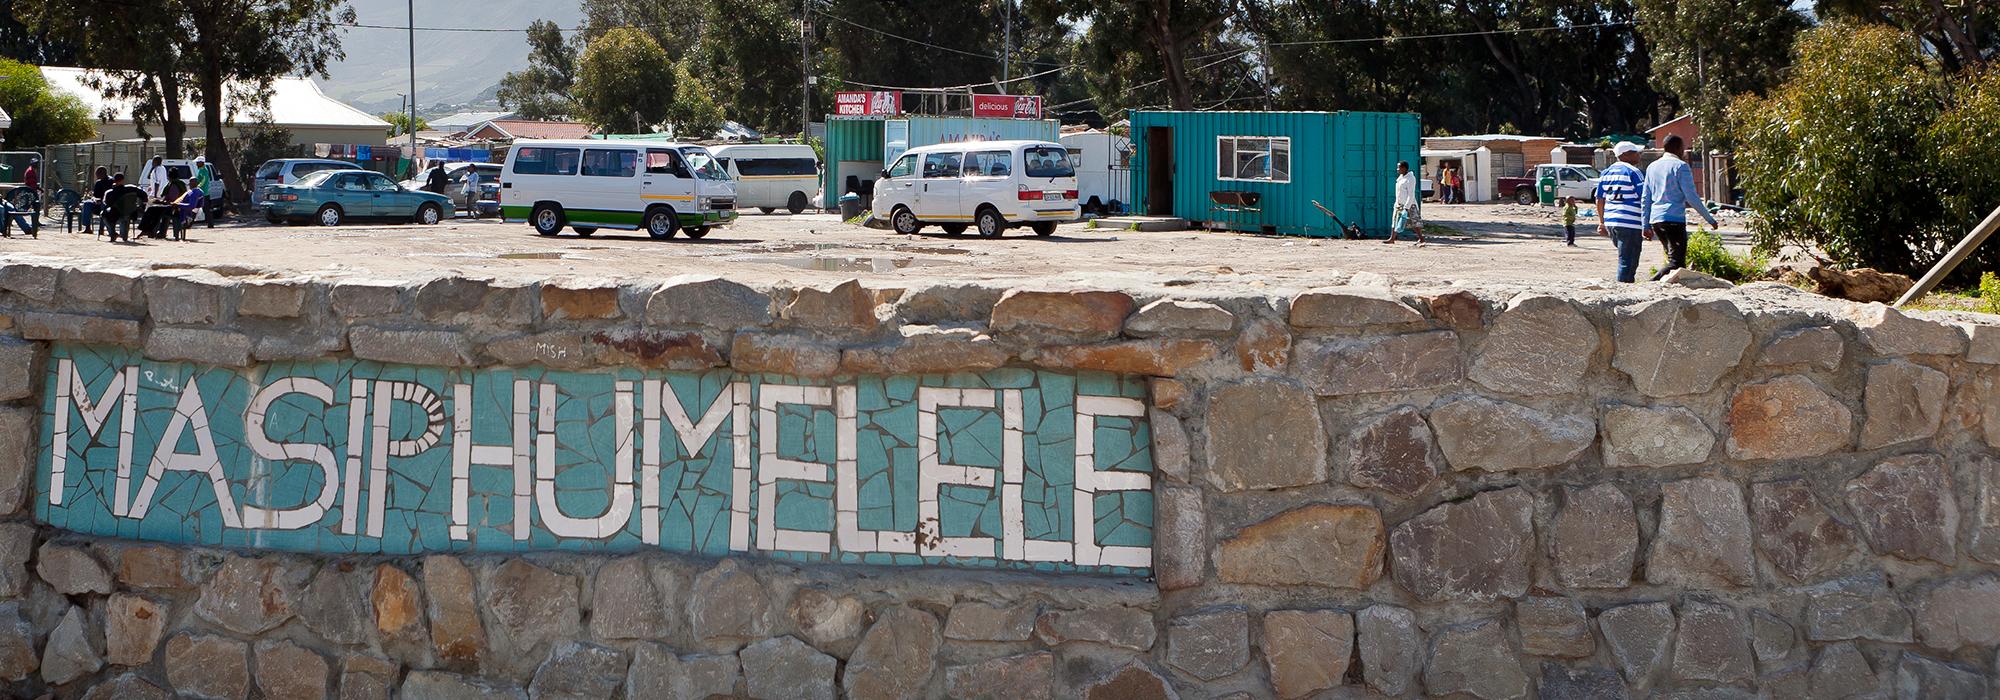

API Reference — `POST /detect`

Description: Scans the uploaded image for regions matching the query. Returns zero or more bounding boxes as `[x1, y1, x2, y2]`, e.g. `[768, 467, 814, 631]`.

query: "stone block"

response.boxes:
[0, 409, 24, 517]
[589, 557, 668, 640]
[114, 545, 187, 590]
[647, 275, 772, 329]
[1518, 596, 1594, 658]
[1725, 375, 1852, 460]
[1163, 607, 1248, 682]
[59, 268, 141, 305]
[1961, 321, 2000, 364]
[539, 279, 623, 321]
[840, 325, 1008, 374]
[195, 555, 298, 636]
[1599, 601, 1674, 687]
[1149, 409, 1190, 482]
[1910, 575, 2000, 651]
[1892, 652, 1989, 699]
[1215, 504, 1383, 588]
[165, 633, 250, 700]
[782, 279, 885, 336]
[1149, 379, 1189, 411]
[1804, 574, 1913, 643]
[1152, 486, 1206, 591]
[1291, 331, 1462, 396]
[0, 603, 32, 681]
[0, 524, 30, 597]
[0, 336, 37, 401]
[371, 564, 425, 663]
[943, 601, 1038, 642]
[1859, 360, 1949, 449]
[1970, 456, 2000, 565]
[1028, 338, 1222, 377]
[1807, 642, 1877, 698]
[298, 566, 373, 647]
[787, 588, 864, 649]
[484, 330, 596, 369]
[81, 672, 169, 700]
[398, 670, 526, 699]
[1759, 326, 1843, 370]
[1082, 664, 1175, 700]
[1235, 316, 1292, 372]
[1262, 609, 1351, 699]
[1600, 404, 1714, 467]
[1344, 406, 1441, 499]
[254, 639, 329, 700]
[252, 333, 345, 362]
[1847, 304, 1967, 357]
[1357, 605, 1419, 697]
[988, 289, 1134, 343]
[1647, 477, 1756, 589]
[349, 327, 472, 367]
[1751, 478, 1859, 583]
[586, 329, 726, 370]
[36, 543, 111, 595]
[143, 273, 231, 325]
[1033, 606, 1156, 651]
[482, 559, 581, 678]
[1540, 663, 1630, 700]
[17, 312, 140, 345]
[1423, 618, 1528, 700]
[1612, 297, 1752, 396]
[1548, 484, 1638, 589]
[338, 654, 398, 700]
[944, 651, 1054, 700]
[528, 641, 628, 700]
[1672, 599, 1755, 685]
[1431, 395, 1594, 471]
[626, 644, 739, 700]
[1845, 454, 1958, 565]
[1425, 290, 1486, 331]
[1126, 298, 1236, 337]
[689, 559, 770, 648]
[238, 279, 309, 318]
[741, 636, 836, 700]
[144, 327, 252, 367]
[1664, 267, 1734, 289]
[0, 264, 57, 302]
[842, 606, 939, 700]
[1288, 286, 1423, 328]
[329, 279, 407, 319]
[1203, 379, 1327, 491]
[1390, 488, 1534, 602]
[1469, 294, 1598, 395]
[41, 605, 101, 685]
[423, 555, 485, 670]
[104, 594, 165, 667]
[1751, 609, 1796, 667]
[730, 332, 841, 377]
[893, 283, 1005, 326]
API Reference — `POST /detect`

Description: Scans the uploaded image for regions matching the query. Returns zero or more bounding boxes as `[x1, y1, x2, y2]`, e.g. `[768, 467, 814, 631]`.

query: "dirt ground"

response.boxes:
[0, 203, 1756, 290]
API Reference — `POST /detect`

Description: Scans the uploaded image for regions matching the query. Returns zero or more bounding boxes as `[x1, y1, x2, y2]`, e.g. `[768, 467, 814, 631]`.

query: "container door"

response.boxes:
[1145, 127, 1173, 216]
[916, 152, 964, 220]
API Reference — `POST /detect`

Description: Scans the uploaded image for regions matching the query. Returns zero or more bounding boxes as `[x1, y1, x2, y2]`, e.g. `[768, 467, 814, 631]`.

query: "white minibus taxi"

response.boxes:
[871, 140, 1079, 237]
[499, 139, 737, 239]
[709, 143, 819, 214]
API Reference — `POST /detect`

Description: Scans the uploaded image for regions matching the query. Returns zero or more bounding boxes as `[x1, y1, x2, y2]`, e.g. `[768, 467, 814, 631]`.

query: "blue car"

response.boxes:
[263, 169, 455, 226]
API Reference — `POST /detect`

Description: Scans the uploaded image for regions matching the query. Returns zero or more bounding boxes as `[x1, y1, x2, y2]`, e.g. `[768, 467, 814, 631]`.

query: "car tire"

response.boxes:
[758, 207, 774, 215]
[316, 204, 343, 227]
[644, 207, 678, 240]
[976, 207, 1006, 238]
[683, 226, 710, 239]
[531, 204, 564, 236]
[786, 191, 809, 214]
[416, 203, 442, 225]
[1515, 188, 1535, 205]
[1030, 221, 1058, 237]
[891, 206, 923, 235]
[265, 214, 284, 225]
[573, 227, 597, 236]
[940, 223, 968, 235]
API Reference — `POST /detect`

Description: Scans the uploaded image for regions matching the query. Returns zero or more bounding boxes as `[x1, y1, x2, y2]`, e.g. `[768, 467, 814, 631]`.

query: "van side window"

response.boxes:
[886, 154, 915, 179]
[646, 149, 686, 177]
[965, 151, 1011, 177]
[513, 147, 580, 176]
[582, 149, 638, 177]
[922, 153, 962, 179]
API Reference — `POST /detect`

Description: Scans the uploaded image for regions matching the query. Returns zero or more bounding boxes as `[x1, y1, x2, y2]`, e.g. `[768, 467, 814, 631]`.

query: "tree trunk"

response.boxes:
[160, 73, 186, 159]
[196, 63, 245, 204]
[1149, 3, 1193, 110]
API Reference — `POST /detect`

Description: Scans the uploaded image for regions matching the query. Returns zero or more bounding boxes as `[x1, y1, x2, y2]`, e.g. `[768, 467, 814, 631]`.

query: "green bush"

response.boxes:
[1686, 229, 1768, 282]
[1981, 271, 2000, 314]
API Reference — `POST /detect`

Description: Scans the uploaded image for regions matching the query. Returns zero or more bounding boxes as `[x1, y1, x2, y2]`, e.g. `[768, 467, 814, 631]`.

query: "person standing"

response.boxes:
[1442, 163, 1462, 203]
[425, 161, 449, 194]
[459, 166, 481, 217]
[1596, 142, 1649, 282]
[137, 156, 169, 199]
[1562, 196, 1579, 246]
[1644, 134, 1719, 281]
[1389, 161, 1425, 245]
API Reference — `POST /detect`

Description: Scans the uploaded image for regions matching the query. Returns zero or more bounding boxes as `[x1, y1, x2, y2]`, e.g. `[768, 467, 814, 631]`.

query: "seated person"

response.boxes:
[81, 168, 114, 234]
[101, 184, 146, 242]
[172, 186, 206, 240]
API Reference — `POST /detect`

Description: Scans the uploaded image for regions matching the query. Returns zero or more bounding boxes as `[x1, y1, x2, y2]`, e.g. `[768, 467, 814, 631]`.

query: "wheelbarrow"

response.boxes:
[1310, 200, 1364, 240]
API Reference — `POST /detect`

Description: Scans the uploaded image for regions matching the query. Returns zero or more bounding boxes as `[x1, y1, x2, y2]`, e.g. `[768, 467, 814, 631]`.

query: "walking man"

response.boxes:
[1389, 161, 1425, 245]
[1596, 142, 1648, 282]
[1644, 135, 1718, 280]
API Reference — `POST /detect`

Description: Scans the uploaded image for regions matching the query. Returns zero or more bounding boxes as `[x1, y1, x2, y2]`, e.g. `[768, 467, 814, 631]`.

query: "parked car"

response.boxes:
[499, 139, 738, 239]
[262, 169, 453, 226]
[401, 162, 502, 217]
[1496, 163, 1601, 205]
[252, 158, 357, 206]
[709, 143, 819, 214]
[871, 139, 1079, 237]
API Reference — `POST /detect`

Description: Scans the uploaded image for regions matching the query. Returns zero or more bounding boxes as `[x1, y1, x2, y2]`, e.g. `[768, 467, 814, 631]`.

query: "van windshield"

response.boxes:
[1023, 146, 1075, 178]
[680, 148, 730, 180]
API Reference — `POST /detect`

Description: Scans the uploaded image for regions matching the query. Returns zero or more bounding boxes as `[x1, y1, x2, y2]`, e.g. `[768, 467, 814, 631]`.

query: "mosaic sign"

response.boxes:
[35, 344, 1155, 575]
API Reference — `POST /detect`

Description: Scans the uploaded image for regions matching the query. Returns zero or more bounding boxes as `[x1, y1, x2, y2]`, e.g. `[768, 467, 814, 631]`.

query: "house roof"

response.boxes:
[430, 111, 515, 131]
[39, 67, 386, 130]
[1425, 134, 1562, 143]
[470, 119, 595, 140]
[1647, 115, 1695, 135]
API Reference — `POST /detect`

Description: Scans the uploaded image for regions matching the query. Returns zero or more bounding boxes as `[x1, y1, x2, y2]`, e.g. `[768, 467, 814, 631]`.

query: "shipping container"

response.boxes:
[1127, 111, 1420, 237]
[822, 115, 1058, 208]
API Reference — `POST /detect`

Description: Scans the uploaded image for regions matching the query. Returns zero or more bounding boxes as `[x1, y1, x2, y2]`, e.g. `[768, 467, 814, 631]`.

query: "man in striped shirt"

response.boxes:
[1595, 142, 1648, 283]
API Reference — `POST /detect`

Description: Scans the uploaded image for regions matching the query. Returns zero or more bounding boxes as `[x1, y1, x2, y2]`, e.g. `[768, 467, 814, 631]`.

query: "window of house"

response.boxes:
[1217, 137, 1290, 183]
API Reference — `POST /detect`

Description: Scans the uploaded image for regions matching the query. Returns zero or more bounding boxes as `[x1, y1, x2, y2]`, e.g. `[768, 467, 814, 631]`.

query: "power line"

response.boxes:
[816, 64, 1071, 94]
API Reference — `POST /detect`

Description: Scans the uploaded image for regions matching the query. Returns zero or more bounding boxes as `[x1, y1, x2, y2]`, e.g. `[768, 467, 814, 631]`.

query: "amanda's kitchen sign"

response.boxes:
[36, 344, 1154, 575]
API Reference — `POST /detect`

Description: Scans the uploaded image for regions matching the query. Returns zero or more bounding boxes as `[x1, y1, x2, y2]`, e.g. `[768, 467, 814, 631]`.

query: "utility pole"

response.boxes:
[801, 0, 812, 138]
[1001, 0, 1012, 83]
[408, 0, 418, 169]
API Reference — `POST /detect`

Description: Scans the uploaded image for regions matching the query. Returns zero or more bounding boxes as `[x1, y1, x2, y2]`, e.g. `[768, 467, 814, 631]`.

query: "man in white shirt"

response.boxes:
[1389, 160, 1425, 244]
[137, 156, 169, 199]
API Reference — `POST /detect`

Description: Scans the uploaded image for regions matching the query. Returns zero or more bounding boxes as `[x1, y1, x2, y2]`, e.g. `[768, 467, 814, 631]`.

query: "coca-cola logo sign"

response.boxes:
[971, 95, 1043, 119]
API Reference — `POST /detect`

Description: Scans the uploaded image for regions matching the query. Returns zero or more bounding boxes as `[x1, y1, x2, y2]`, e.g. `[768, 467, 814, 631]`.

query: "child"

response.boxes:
[1562, 197, 1579, 247]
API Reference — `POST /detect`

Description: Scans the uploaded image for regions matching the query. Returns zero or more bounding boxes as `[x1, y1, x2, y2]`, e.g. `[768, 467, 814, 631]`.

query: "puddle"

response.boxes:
[738, 255, 956, 273]
[496, 252, 567, 260]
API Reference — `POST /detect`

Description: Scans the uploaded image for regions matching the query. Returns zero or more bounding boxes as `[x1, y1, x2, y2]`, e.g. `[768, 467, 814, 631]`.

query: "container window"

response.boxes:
[964, 151, 1012, 177]
[1218, 136, 1290, 183]
[581, 149, 639, 177]
[512, 147, 580, 176]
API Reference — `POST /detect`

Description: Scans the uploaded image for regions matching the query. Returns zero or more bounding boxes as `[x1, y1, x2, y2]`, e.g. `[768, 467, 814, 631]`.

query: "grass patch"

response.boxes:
[1686, 229, 1768, 283]
[1904, 288, 1992, 314]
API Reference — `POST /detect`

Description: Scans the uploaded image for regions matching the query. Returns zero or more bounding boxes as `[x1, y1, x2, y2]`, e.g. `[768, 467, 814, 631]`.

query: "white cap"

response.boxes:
[1613, 142, 1642, 156]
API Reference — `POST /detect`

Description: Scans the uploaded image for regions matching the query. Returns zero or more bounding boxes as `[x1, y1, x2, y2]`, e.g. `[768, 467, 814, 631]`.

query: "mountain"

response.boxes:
[322, 0, 585, 117]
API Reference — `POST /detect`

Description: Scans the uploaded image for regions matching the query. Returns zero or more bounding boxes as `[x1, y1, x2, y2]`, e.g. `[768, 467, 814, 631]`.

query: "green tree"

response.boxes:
[697, 0, 802, 133]
[581, 0, 703, 60]
[1025, 0, 1241, 110]
[1637, 0, 1807, 144]
[665, 58, 724, 137]
[573, 27, 675, 132]
[19, 0, 195, 155]
[0, 0, 75, 64]
[497, 19, 581, 120]
[0, 57, 93, 148]
[382, 112, 428, 137]
[1819, 0, 1997, 72]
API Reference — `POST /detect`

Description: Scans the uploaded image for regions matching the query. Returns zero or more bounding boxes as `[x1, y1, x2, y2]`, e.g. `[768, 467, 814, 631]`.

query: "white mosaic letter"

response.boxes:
[450, 380, 530, 541]
[50, 359, 136, 511]
[129, 380, 243, 528]
[916, 387, 998, 558]
[651, 380, 734, 545]
[533, 381, 637, 539]
[240, 378, 340, 530]
[756, 384, 832, 554]
[1072, 395, 1151, 568]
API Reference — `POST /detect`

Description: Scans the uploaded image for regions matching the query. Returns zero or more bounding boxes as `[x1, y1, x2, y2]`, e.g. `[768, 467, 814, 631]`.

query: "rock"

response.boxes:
[298, 566, 374, 647]
[729, 332, 841, 377]
[539, 278, 624, 321]
[398, 670, 527, 700]
[1234, 316, 1292, 372]
[1751, 479, 1859, 583]
[1848, 304, 1967, 357]
[1154, 486, 1206, 592]
[1971, 457, 2000, 565]
[0, 408, 24, 513]
[1808, 642, 1877, 698]
[1424, 618, 1529, 700]
[1426, 290, 1487, 331]
[1469, 294, 1599, 395]
[1540, 664, 1629, 700]
[1612, 297, 1752, 396]
[42, 605, 101, 685]
[329, 279, 407, 318]
[781, 279, 884, 336]
[1749, 609, 1796, 665]
[348, 327, 473, 366]
[1859, 361, 1949, 449]
[1163, 607, 1248, 681]
[944, 651, 1055, 700]
[1202, 379, 1327, 491]
[254, 639, 329, 700]
[1963, 321, 2000, 364]
[252, 332, 346, 362]
[1725, 375, 1853, 460]
[1389, 488, 1534, 602]
[842, 606, 939, 700]
[943, 601, 1037, 643]
[239, 279, 309, 318]
[1430, 396, 1594, 471]
[626, 644, 739, 700]
[988, 289, 1135, 343]
[1084, 664, 1178, 700]
[1599, 404, 1714, 467]
[689, 559, 770, 648]
[483, 559, 582, 678]
[1149, 379, 1189, 412]
[588, 557, 668, 640]
[1664, 268, 1734, 289]
[0, 523, 28, 596]
[1291, 331, 1462, 396]
[59, 268, 142, 304]
[0, 338, 35, 404]
[371, 564, 425, 659]
[891, 283, 1003, 326]
[338, 654, 398, 700]
[1599, 602, 1674, 687]
[1344, 407, 1441, 499]
[1806, 267, 1913, 303]
[647, 275, 771, 329]
[104, 594, 166, 667]
[1029, 338, 1222, 376]
[1759, 326, 1844, 370]
[1149, 409, 1191, 485]
[1804, 574, 1913, 643]
[423, 555, 486, 670]
[1215, 504, 1384, 588]
[1845, 454, 1958, 565]
[788, 588, 866, 649]
[528, 640, 629, 700]
[0, 603, 32, 681]
[35, 543, 112, 595]
[1125, 298, 1236, 336]
[195, 555, 298, 636]
[17, 312, 141, 345]
[1288, 287, 1423, 327]
[0, 264, 56, 302]
[1891, 652, 1988, 699]
[81, 672, 171, 700]
[1518, 597, 1594, 658]
[1261, 609, 1351, 699]
[839, 325, 1009, 374]
[1910, 576, 2000, 651]
[143, 273, 230, 325]
[1548, 484, 1638, 589]
[115, 545, 187, 590]
[1672, 599, 1755, 685]
[484, 331, 596, 369]
[165, 633, 250, 700]
[1647, 477, 1756, 589]
[740, 636, 836, 700]
[1356, 605, 1420, 697]
[1034, 606, 1156, 651]
[145, 326, 253, 367]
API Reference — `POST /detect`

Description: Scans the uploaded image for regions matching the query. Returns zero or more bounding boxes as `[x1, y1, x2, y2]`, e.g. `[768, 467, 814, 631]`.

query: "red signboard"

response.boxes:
[834, 91, 902, 116]
[970, 94, 1044, 119]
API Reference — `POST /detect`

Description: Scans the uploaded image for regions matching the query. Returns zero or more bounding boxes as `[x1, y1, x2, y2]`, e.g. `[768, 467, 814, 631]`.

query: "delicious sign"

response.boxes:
[971, 94, 1044, 119]
[36, 344, 1155, 575]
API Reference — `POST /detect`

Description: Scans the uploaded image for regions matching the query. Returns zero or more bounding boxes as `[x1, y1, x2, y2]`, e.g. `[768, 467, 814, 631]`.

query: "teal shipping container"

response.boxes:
[1127, 111, 1420, 237]
[822, 115, 1059, 205]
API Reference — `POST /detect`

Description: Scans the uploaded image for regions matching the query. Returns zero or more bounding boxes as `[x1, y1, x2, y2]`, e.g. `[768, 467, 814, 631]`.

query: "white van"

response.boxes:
[499, 139, 737, 239]
[871, 140, 1079, 237]
[709, 143, 819, 214]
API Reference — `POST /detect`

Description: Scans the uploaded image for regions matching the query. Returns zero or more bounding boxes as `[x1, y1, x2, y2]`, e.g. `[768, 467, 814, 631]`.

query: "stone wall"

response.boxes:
[0, 260, 1998, 699]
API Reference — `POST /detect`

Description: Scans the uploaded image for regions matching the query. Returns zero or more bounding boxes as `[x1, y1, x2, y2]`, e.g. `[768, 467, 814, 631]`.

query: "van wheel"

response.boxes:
[891, 207, 922, 235]
[573, 227, 597, 237]
[940, 223, 968, 236]
[976, 207, 1006, 238]
[415, 203, 442, 225]
[532, 204, 565, 236]
[316, 204, 344, 227]
[758, 207, 774, 215]
[683, 226, 711, 239]
[1031, 221, 1058, 237]
[643, 207, 678, 240]
[787, 191, 809, 214]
